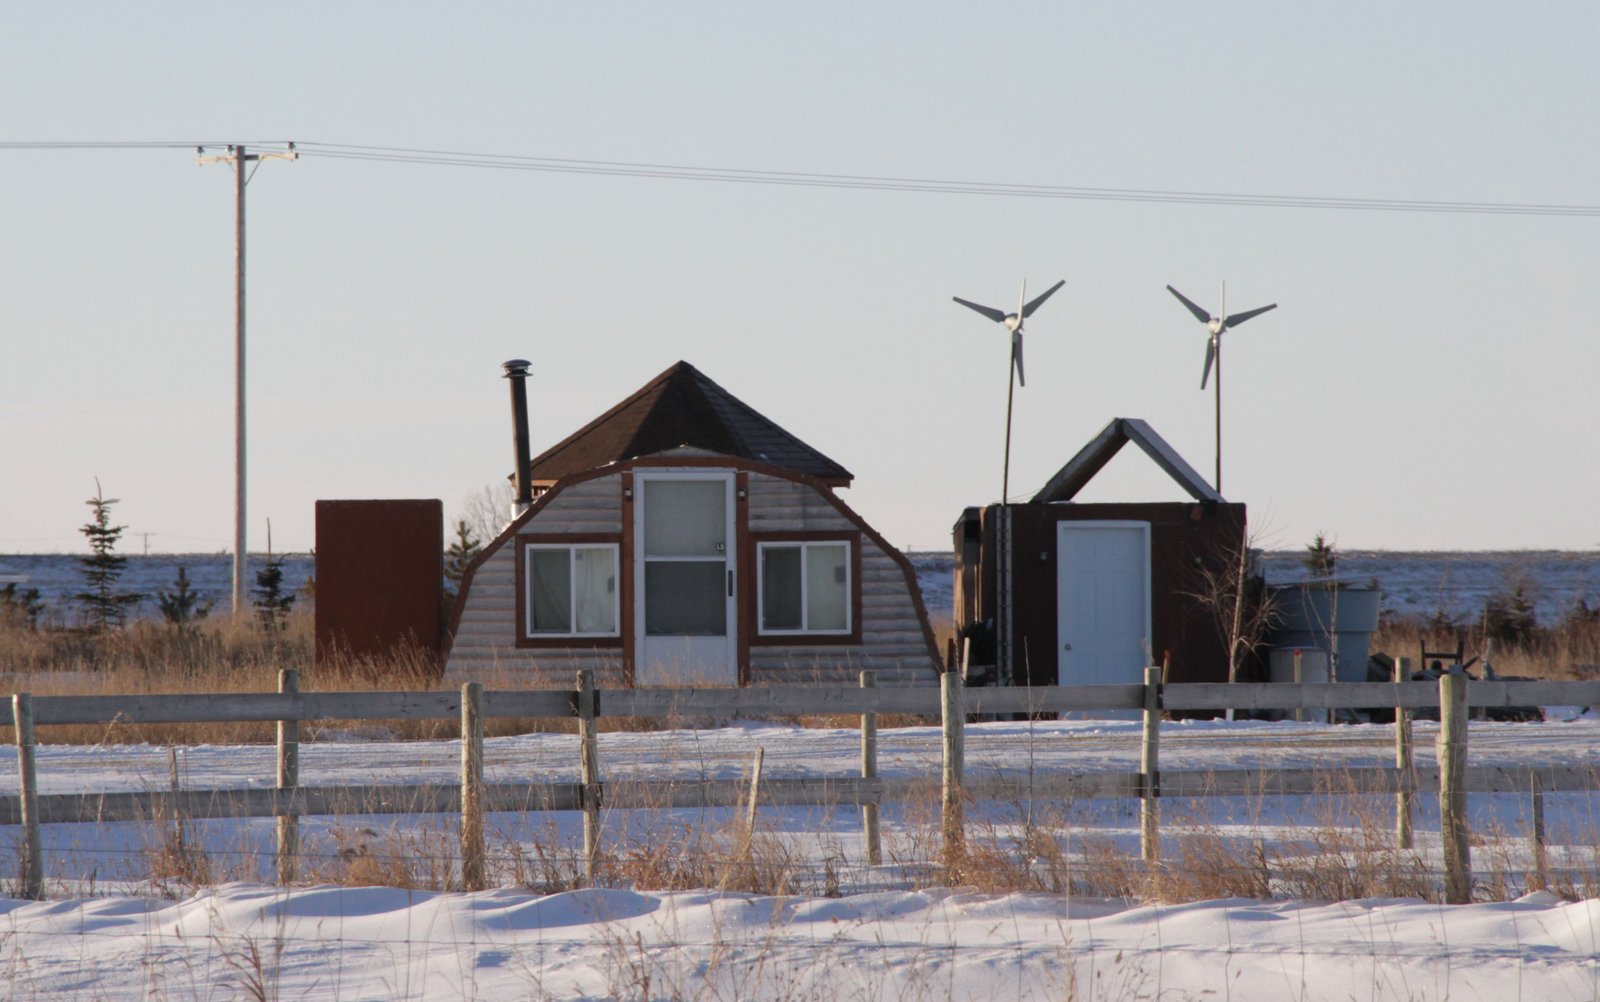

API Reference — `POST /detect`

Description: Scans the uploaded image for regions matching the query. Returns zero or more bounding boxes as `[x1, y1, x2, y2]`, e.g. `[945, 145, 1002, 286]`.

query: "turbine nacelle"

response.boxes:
[1166, 282, 1277, 389]
[953, 277, 1065, 387]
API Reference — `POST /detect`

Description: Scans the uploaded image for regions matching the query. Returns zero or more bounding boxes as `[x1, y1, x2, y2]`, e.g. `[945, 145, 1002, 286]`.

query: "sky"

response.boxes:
[3, 3, 1597, 556]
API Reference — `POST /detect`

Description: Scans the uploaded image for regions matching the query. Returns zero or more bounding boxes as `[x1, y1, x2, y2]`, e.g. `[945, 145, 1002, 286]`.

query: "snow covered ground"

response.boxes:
[3, 883, 1596, 1001]
[3, 714, 1599, 999]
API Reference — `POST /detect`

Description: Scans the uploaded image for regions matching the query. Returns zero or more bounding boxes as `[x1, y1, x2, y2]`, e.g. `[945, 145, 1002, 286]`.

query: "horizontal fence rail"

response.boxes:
[5, 671, 1598, 900]
[9, 765, 1598, 829]
[12, 679, 1600, 726]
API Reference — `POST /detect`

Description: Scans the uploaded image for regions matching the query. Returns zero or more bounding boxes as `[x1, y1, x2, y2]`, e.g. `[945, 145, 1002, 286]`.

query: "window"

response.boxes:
[524, 543, 619, 637]
[758, 540, 851, 635]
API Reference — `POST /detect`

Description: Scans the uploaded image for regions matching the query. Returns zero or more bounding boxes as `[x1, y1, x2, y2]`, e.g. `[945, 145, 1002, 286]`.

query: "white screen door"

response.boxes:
[635, 473, 738, 686]
[1056, 521, 1150, 689]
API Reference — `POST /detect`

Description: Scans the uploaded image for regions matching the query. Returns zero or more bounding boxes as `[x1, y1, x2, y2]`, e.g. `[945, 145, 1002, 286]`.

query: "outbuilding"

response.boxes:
[953, 417, 1253, 689]
[445, 361, 943, 687]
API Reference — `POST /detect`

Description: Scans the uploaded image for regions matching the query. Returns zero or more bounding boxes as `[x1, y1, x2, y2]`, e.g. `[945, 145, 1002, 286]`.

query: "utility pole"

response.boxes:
[196, 143, 296, 614]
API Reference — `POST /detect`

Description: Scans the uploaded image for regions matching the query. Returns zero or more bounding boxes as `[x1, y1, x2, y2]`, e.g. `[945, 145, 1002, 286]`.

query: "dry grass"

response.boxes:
[1, 611, 957, 745]
[15, 751, 1600, 905]
[2, 611, 449, 744]
[1372, 608, 1600, 681]
[8, 605, 1599, 905]
[301, 823, 460, 889]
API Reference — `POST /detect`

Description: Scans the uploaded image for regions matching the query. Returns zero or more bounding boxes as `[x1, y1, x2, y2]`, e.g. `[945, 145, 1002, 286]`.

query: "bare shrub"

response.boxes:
[302, 824, 455, 890]
[145, 813, 215, 893]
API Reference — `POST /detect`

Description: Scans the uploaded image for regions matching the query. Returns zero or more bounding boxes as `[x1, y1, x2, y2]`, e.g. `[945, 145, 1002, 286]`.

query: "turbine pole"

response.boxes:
[1216, 280, 1224, 494]
[1214, 335, 1223, 494]
[1002, 359, 1016, 503]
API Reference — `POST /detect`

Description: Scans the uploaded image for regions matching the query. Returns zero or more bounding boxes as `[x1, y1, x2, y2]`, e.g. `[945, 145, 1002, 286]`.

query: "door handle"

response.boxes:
[728, 570, 734, 596]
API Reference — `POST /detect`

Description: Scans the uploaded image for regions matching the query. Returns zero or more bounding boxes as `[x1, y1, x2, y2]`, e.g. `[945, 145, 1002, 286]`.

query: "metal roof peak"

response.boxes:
[1031, 417, 1224, 504]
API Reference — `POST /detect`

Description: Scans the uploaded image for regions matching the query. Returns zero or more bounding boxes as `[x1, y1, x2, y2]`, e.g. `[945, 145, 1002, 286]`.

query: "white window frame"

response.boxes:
[523, 542, 621, 638]
[755, 539, 853, 636]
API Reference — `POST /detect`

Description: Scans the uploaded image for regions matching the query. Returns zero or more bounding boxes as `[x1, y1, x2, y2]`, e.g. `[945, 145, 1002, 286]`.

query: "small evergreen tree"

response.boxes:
[252, 521, 295, 631]
[75, 480, 144, 631]
[157, 566, 213, 627]
[1483, 578, 1539, 647]
[443, 519, 481, 603]
[1302, 532, 1337, 578]
[1, 583, 46, 631]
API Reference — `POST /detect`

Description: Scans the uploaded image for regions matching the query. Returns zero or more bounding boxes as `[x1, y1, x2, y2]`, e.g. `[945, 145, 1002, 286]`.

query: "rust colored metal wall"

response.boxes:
[315, 499, 443, 668]
[954, 501, 1249, 686]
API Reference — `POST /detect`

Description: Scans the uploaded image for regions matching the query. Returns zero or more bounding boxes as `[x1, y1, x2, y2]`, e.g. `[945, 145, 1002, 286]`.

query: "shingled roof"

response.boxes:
[527, 361, 854, 487]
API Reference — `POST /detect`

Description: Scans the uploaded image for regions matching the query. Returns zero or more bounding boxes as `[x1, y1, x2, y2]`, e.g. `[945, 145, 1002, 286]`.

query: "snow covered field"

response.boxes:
[3, 714, 1599, 999]
[8, 548, 1600, 627]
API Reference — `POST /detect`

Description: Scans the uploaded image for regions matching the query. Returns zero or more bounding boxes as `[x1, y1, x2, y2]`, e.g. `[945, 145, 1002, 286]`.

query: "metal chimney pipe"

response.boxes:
[503, 359, 534, 516]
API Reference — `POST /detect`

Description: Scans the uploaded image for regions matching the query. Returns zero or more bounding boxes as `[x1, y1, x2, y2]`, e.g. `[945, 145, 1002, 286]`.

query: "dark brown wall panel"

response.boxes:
[961, 502, 1248, 687]
[315, 499, 443, 666]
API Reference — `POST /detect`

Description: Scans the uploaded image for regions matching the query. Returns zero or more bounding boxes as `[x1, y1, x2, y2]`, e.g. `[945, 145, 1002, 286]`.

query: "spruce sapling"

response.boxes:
[157, 566, 214, 627]
[252, 520, 295, 631]
[75, 479, 144, 631]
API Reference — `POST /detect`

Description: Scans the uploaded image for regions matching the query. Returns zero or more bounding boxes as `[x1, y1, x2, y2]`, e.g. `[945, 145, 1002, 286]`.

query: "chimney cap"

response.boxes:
[502, 359, 532, 377]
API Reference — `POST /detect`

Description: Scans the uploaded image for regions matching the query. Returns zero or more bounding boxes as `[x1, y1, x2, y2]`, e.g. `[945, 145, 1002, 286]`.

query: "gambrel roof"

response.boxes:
[1032, 417, 1223, 504]
[528, 361, 854, 488]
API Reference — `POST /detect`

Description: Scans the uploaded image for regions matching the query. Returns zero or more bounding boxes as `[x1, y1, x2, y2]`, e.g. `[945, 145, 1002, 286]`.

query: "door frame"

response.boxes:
[632, 469, 738, 685]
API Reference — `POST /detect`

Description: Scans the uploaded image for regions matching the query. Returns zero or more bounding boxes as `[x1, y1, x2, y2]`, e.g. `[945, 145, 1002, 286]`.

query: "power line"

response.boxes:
[6, 138, 1600, 217]
[0, 139, 292, 149]
[289, 141, 1600, 218]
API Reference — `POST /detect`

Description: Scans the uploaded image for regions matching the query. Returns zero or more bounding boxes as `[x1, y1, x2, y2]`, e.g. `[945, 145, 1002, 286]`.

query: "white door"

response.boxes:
[1056, 521, 1151, 687]
[635, 473, 738, 686]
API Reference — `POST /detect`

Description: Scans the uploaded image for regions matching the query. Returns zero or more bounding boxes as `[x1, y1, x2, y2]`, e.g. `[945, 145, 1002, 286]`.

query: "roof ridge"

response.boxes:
[1031, 417, 1223, 504]
[525, 361, 853, 485]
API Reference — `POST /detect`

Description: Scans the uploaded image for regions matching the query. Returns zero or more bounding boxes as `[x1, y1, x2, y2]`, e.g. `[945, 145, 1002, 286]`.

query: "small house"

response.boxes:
[445, 361, 943, 687]
[953, 418, 1252, 688]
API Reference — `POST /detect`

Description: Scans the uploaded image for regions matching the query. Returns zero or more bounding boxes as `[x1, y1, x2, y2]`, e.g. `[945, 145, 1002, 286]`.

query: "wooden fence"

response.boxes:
[6, 664, 1600, 902]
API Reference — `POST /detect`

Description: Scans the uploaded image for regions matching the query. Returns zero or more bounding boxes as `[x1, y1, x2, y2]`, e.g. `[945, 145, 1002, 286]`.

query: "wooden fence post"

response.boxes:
[12, 694, 43, 900]
[1293, 649, 1305, 723]
[940, 670, 965, 876]
[1140, 666, 1162, 864]
[1394, 656, 1414, 850]
[577, 669, 600, 882]
[742, 746, 765, 862]
[460, 681, 486, 891]
[167, 746, 184, 854]
[1438, 671, 1471, 903]
[276, 668, 300, 885]
[1529, 771, 1548, 892]
[860, 671, 881, 867]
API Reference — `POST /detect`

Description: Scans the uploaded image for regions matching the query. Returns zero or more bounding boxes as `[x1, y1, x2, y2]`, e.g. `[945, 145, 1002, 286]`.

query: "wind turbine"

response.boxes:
[1166, 281, 1277, 495]
[953, 278, 1065, 502]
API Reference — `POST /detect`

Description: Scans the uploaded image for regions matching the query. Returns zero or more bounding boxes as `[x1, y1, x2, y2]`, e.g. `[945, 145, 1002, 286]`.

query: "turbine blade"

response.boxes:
[1167, 285, 1212, 324]
[1022, 278, 1065, 318]
[1222, 303, 1278, 328]
[953, 296, 1008, 324]
[1200, 338, 1215, 389]
[1013, 330, 1025, 387]
[1016, 281, 1028, 326]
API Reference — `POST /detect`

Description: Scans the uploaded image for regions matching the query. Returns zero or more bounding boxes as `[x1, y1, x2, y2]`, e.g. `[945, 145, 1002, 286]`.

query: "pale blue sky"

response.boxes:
[3, 3, 1597, 554]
